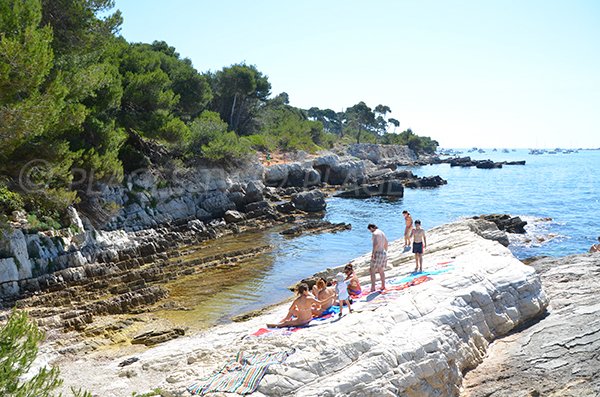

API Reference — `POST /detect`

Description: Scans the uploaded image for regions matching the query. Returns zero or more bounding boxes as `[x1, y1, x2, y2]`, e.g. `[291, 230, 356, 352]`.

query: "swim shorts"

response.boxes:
[413, 242, 423, 254]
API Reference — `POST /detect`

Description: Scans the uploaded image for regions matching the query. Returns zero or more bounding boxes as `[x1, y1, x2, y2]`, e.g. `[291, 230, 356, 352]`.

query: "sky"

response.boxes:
[113, 0, 600, 149]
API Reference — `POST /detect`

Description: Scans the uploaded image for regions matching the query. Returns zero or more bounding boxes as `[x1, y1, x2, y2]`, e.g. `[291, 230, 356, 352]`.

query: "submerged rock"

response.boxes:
[280, 220, 351, 237]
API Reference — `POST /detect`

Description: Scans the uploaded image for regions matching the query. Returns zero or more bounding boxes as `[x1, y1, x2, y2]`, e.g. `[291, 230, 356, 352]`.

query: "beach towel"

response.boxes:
[249, 305, 341, 337]
[188, 349, 293, 396]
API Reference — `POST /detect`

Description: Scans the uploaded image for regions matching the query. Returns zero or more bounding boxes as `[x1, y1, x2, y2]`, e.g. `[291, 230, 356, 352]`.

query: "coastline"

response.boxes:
[52, 218, 548, 396]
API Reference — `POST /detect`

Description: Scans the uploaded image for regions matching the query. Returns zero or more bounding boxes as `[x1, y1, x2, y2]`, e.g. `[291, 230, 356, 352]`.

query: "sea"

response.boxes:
[162, 148, 600, 327]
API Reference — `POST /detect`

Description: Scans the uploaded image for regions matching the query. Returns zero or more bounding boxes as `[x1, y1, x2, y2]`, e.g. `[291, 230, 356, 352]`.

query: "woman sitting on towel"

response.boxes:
[267, 283, 325, 328]
[311, 278, 336, 316]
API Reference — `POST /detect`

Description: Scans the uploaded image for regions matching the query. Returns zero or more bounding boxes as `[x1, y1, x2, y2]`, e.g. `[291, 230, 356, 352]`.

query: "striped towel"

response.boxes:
[188, 349, 293, 395]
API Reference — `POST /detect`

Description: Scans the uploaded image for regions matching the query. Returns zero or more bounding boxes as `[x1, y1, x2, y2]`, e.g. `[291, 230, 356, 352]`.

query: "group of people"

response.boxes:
[267, 210, 427, 328]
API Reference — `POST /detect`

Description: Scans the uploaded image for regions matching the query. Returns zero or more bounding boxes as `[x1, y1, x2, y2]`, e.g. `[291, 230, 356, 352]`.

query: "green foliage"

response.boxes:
[131, 389, 162, 397]
[0, 0, 440, 222]
[0, 310, 62, 396]
[245, 134, 277, 152]
[208, 63, 271, 135]
[187, 110, 229, 154]
[257, 94, 322, 152]
[201, 131, 252, 162]
[0, 0, 67, 161]
[118, 41, 211, 145]
[0, 184, 24, 215]
[381, 129, 439, 154]
[25, 213, 62, 232]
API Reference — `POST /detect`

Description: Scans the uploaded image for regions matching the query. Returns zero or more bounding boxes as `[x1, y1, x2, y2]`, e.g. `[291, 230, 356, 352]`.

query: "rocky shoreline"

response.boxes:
[48, 217, 549, 396]
[461, 253, 600, 396]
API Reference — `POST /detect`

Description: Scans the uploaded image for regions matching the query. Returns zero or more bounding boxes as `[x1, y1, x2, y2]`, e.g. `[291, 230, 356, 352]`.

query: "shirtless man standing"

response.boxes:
[368, 224, 388, 292]
[410, 220, 427, 273]
[402, 210, 413, 248]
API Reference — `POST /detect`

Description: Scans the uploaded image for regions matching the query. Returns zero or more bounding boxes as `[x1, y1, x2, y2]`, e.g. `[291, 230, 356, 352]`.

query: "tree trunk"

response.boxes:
[229, 93, 238, 128]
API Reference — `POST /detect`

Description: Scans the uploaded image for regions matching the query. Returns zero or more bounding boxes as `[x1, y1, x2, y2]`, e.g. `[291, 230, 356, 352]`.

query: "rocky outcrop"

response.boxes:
[465, 218, 510, 247]
[347, 143, 418, 165]
[404, 175, 448, 188]
[446, 157, 526, 169]
[52, 219, 548, 397]
[461, 253, 600, 396]
[291, 190, 327, 212]
[334, 180, 404, 198]
[280, 220, 351, 237]
[477, 214, 527, 234]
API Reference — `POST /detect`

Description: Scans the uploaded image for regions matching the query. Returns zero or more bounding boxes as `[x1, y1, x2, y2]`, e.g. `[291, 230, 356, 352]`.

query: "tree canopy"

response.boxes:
[0, 0, 438, 225]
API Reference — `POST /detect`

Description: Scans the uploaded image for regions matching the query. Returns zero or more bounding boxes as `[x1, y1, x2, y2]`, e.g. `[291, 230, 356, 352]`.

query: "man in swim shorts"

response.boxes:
[410, 220, 427, 273]
[368, 224, 388, 291]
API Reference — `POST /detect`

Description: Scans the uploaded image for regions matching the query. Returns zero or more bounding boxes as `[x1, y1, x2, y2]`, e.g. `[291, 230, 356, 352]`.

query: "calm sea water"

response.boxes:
[167, 149, 600, 326]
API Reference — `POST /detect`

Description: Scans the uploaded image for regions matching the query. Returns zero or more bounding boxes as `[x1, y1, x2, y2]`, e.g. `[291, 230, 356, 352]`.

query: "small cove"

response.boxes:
[156, 149, 600, 330]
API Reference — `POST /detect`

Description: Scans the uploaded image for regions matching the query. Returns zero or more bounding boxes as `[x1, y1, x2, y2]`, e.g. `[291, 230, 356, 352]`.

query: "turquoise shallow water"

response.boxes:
[177, 149, 600, 326]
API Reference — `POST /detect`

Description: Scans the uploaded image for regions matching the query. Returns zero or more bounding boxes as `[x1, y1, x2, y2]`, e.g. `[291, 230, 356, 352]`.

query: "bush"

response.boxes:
[245, 134, 277, 152]
[187, 111, 228, 154]
[201, 131, 252, 162]
[0, 185, 24, 216]
[21, 189, 78, 230]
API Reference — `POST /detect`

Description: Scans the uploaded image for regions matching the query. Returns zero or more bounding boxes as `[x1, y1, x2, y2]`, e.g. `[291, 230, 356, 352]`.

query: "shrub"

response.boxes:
[201, 131, 252, 162]
[187, 111, 229, 154]
[0, 185, 24, 216]
[245, 134, 277, 152]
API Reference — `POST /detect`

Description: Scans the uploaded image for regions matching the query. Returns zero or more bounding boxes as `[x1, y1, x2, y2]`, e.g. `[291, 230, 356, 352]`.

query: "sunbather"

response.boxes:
[266, 283, 324, 328]
[311, 278, 335, 316]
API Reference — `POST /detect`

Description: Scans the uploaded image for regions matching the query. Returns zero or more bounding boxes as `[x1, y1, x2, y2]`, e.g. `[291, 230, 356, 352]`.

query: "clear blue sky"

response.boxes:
[113, 0, 599, 149]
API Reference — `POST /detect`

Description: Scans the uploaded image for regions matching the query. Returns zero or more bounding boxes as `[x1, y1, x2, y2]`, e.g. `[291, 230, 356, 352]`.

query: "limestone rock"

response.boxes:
[291, 190, 327, 212]
[335, 180, 404, 198]
[224, 210, 245, 224]
[478, 214, 527, 234]
[280, 220, 351, 236]
[347, 143, 418, 165]
[461, 253, 600, 396]
[50, 219, 549, 397]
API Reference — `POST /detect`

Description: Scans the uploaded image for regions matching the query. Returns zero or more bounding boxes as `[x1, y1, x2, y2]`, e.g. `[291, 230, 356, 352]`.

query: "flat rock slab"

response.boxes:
[461, 254, 600, 397]
[53, 219, 548, 397]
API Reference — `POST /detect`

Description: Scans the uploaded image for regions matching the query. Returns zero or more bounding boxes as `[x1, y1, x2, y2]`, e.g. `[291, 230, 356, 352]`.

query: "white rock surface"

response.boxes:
[53, 219, 548, 397]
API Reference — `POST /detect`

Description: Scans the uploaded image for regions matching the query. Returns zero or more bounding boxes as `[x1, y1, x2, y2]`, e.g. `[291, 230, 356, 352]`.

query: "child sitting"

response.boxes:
[344, 264, 362, 298]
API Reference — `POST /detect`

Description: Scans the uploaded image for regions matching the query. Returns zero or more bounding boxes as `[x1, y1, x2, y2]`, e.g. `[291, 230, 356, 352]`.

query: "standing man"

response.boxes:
[402, 210, 413, 249]
[410, 220, 427, 273]
[368, 224, 388, 292]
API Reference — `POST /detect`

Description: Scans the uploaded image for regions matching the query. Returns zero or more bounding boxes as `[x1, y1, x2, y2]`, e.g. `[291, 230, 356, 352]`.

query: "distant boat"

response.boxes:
[511, 149, 516, 152]
[529, 149, 544, 155]
[478, 149, 485, 153]
[502, 149, 510, 153]
[492, 148, 498, 152]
